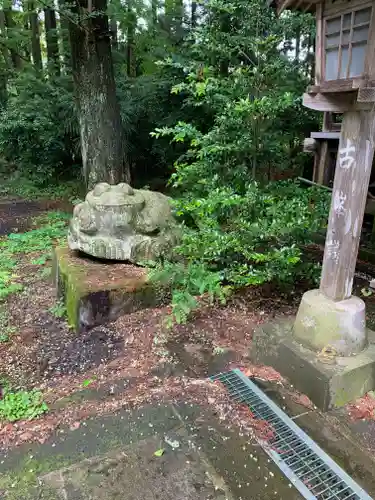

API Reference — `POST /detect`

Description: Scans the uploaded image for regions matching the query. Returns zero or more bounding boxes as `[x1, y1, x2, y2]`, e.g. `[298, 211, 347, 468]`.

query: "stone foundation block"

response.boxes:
[251, 319, 375, 411]
[294, 289, 367, 356]
[53, 247, 167, 332]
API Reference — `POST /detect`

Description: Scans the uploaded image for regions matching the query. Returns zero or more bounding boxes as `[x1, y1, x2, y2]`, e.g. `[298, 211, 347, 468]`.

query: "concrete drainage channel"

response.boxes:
[211, 369, 372, 500]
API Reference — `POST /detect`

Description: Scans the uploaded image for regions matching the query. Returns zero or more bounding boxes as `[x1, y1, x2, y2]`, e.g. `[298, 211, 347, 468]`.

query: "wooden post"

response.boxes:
[316, 141, 329, 185]
[320, 110, 375, 301]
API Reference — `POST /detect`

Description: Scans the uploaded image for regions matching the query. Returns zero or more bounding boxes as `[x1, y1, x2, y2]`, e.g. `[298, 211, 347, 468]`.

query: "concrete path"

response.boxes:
[0, 403, 301, 500]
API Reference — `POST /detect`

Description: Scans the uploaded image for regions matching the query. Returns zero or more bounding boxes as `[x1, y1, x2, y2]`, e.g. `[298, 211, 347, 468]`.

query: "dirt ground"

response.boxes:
[2, 199, 375, 499]
[0, 199, 300, 447]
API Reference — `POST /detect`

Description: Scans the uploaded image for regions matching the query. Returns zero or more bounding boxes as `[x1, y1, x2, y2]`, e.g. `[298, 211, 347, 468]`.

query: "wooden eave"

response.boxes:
[269, 0, 320, 15]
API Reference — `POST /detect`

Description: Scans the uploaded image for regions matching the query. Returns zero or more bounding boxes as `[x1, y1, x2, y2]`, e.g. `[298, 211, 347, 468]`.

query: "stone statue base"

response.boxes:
[251, 318, 375, 410]
[53, 247, 168, 332]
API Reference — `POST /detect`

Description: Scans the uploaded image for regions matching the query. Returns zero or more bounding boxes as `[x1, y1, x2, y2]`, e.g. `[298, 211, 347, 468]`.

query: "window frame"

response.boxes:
[322, 2, 373, 82]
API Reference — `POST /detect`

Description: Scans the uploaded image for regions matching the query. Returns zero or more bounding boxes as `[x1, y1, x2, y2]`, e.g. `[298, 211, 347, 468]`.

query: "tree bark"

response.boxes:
[22, 1, 31, 62]
[58, 0, 71, 71]
[110, 16, 118, 50]
[164, 0, 183, 33]
[295, 26, 300, 62]
[126, 0, 136, 77]
[175, 0, 183, 28]
[68, 0, 130, 188]
[0, 10, 11, 69]
[191, 1, 197, 28]
[0, 11, 9, 106]
[3, 8, 22, 70]
[28, 1, 42, 70]
[152, 0, 158, 27]
[44, 7, 60, 76]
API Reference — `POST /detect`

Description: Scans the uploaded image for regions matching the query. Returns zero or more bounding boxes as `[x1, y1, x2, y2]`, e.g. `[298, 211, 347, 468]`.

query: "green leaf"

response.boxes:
[154, 448, 165, 457]
[82, 378, 96, 387]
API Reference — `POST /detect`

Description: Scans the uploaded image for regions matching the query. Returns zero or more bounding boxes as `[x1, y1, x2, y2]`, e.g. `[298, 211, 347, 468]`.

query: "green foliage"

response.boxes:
[2, 213, 69, 255]
[174, 182, 328, 285]
[0, 72, 80, 184]
[0, 308, 16, 343]
[148, 0, 326, 325]
[0, 389, 48, 422]
[153, 11, 318, 192]
[48, 299, 67, 318]
[150, 182, 329, 324]
[154, 448, 165, 457]
[149, 260, 230, 326]
[31, 253, 51, 266]
[0, 0, 327, 330]
[0, 176, 82, 202]
[82, 378, 96, 387]
[0, 211, 68, 301]
[0, 256, 23, 301]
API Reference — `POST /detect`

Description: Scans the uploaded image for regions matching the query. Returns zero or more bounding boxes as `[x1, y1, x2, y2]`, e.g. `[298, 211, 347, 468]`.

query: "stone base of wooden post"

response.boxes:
[293, 289, 367, 356]
[250, 318, 375, 411]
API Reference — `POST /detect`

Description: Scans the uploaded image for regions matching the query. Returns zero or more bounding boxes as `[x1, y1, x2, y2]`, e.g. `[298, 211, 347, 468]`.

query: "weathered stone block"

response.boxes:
[53, 247, 167, 332]
[251, 318, 375, 411]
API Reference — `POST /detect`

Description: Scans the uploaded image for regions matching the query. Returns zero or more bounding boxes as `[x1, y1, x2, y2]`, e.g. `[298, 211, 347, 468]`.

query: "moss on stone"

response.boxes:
[0, 454, 71, 500]
[54, 247, 87, 330]
[53, 247, 168, 332]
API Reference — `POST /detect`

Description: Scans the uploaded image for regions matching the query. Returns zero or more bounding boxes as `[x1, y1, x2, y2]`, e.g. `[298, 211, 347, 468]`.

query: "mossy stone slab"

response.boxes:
[53, 247, 165, 332]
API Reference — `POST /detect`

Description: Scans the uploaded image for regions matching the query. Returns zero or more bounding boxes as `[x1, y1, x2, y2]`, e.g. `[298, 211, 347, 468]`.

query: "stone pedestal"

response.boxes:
[251, 319, 375, 410]
[53, 247, 168, 332]
[294, 289, 367, 356]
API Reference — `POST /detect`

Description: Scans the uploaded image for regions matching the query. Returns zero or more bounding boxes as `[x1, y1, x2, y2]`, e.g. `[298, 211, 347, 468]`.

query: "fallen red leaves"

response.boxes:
[237, 405, 276, 442]
[347, 394, 375, 421]
[290, 393, 314, 410]
[240, 365, 284, 383]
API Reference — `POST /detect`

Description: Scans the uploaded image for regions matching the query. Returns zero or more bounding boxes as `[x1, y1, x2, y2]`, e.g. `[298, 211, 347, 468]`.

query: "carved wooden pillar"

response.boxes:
[320, 110, 375, 301]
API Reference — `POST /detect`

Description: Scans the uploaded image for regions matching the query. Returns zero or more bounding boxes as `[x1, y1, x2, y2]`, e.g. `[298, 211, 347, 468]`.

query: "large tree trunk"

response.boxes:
[0, 10, 9, 106]
[0, 10, 10, 65]
[295, 26, 300, 62]
[28, 1, 42, 70]
[68, 0, 130, 188]
[191, 1, 197, 28]
[164, 0, 183, 32]
[44, 7, 60, 76]
[175, 0, 183, 28]
[58, 0, 71, 71]
[126, 0, 136, 77]
[3, 8, 22, 70]
[151, 0, 158, 27]
[110, 17, 118, 50]
[22, 1, 31, 62]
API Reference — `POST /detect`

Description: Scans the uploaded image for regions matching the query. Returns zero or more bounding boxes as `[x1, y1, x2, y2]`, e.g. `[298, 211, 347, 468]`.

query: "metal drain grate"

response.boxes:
[211, 369, 372, 500]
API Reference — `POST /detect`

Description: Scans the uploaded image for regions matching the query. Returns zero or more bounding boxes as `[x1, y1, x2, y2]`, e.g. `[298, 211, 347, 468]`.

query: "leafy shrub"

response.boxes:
[149, 261, 231, 326]
[0, 175, 82, 202]
[0, 71, 80, 183]
[0, 389, 48, 422]
[149, 181, 329, 324]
